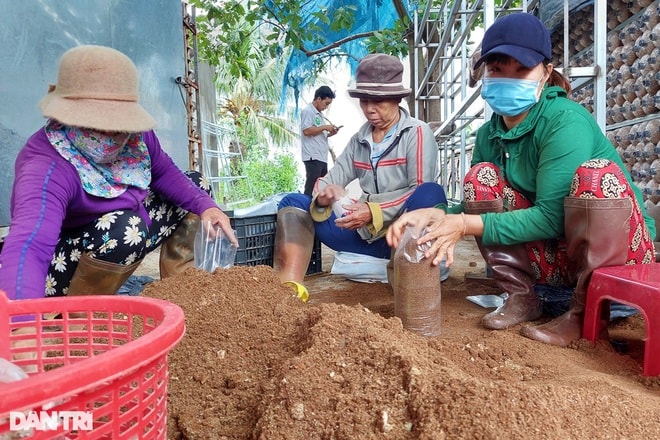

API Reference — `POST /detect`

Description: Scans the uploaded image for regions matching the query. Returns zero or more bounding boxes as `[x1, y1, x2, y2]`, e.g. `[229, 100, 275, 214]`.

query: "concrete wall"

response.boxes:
[0, 0, 189, 225]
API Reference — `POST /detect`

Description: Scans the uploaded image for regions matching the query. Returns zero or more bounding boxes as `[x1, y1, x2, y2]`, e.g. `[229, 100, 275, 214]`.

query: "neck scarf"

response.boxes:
[45, 119, 151, 198]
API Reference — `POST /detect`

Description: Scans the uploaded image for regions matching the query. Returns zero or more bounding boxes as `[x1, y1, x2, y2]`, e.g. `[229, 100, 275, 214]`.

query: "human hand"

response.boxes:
[327, 125, 339, 136]
[200, 207, 239, 246]
[387, 208, 444, 250]
[335, 201, 372, 230]
[315, 184, 346, 207]
[417, 213, 466, 267]
[386, 208, 464, 267]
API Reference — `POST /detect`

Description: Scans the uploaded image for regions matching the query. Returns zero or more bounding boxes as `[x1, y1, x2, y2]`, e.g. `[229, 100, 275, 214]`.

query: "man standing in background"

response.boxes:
[300, 86, 340, 196]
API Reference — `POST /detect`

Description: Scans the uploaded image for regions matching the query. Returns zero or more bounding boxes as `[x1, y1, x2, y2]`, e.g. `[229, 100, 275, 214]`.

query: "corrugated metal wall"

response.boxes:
[0, 0, 189, 225]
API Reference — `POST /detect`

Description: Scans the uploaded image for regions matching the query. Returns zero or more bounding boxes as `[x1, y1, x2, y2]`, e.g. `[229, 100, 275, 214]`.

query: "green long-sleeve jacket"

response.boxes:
[449, 85, 655, 247]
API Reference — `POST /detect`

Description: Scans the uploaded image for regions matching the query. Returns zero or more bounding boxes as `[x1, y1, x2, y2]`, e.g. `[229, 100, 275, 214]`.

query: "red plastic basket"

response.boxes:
[0, 289, 185, 439]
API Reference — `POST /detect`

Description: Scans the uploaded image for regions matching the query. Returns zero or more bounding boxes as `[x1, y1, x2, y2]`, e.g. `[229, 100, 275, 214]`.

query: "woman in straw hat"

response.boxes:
[387, 13, 655, 347]
[273, 53, 449, 294]
[0, 45, 237, 302]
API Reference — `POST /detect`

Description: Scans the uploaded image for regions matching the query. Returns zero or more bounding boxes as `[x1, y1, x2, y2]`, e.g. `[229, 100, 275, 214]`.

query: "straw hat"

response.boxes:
[39, 45, 156, 132]
[347, 53, 411, 100]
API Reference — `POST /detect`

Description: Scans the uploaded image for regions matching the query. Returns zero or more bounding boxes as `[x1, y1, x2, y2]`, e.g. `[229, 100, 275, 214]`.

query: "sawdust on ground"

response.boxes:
[138, 237, 660, 439]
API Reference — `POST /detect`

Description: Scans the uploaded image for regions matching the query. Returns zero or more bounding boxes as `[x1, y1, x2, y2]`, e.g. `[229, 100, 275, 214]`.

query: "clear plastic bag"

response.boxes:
[194, 221, 238, 272]
[0, 358, 31, 437]
[392, 225, 442, 336]
[331, 195, 353, 218]
[0, 357, 28, 383]
[401, 226, 434, 263]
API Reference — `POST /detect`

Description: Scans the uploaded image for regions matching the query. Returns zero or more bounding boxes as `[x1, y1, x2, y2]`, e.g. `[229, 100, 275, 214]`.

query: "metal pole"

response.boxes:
[593, 0, 607, 131]
[483, 0, 495, 122]
[191, 6, 205, 174]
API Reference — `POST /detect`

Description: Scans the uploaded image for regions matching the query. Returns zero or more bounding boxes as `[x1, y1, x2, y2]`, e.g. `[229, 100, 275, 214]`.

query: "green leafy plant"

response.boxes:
[219, 145, 300, 208]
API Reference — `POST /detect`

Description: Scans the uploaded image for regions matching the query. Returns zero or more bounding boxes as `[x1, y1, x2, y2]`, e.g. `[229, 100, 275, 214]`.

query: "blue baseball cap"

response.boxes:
[474, 13, 552, 69]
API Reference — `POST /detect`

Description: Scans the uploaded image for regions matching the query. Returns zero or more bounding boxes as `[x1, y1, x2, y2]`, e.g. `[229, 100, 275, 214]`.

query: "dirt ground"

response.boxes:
[137, 236, 660, 439]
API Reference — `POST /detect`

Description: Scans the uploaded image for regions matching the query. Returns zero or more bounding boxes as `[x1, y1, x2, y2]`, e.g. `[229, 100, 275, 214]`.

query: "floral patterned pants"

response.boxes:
[463, 160, 655, 287]
[46, 171, 210, 297]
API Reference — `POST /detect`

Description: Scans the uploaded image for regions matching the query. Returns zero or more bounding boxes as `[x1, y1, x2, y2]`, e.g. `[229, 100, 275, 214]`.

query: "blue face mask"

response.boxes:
[481, 77, 542, 117]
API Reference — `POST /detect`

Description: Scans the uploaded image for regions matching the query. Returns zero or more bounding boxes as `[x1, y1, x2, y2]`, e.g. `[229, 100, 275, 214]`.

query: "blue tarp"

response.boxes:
[539, 0, 595, 31]
[266, 0, 415, 111]
[274, 0, 598, 109]
[117, 275, 155, 296]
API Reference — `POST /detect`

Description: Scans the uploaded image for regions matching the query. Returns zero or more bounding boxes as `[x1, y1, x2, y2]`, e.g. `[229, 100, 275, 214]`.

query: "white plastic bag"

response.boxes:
[194, 221, 238, 272]
[331, 195, 353, 218]
[330, 251, 389, 283]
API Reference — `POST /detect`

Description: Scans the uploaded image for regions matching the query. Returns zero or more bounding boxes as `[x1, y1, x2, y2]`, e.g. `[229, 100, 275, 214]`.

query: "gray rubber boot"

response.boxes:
[273, 207, 315, 285]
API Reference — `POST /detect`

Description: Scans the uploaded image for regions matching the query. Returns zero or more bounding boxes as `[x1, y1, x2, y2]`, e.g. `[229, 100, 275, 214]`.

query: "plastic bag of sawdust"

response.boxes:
[194, 221, 238, 272]
[392, 225, 441, 337]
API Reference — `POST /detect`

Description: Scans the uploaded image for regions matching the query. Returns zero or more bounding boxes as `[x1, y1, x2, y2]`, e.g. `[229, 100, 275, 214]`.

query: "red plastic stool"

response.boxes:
[583, 264, 660, 376]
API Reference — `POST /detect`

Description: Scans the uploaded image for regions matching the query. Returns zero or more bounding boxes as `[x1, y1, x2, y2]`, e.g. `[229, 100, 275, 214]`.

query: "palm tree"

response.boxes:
[206, 17, 298, 159]
[195, 11, 301, 203]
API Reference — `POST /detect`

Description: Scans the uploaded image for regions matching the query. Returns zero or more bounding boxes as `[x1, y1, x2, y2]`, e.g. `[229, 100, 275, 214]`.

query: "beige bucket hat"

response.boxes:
[39, 45, 156, 132]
